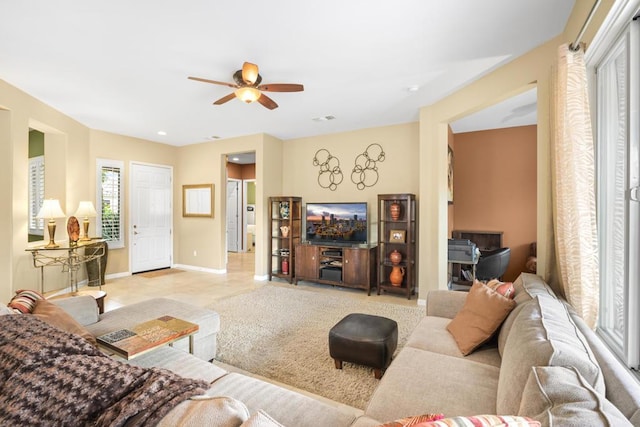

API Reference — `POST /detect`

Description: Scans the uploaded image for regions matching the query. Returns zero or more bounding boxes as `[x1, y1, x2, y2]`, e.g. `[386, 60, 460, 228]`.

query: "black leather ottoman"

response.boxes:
[328, 313, 398, 379]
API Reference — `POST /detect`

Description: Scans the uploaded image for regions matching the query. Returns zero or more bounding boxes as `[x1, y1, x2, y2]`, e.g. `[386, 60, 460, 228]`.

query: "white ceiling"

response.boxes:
[0, 1, 574, 146]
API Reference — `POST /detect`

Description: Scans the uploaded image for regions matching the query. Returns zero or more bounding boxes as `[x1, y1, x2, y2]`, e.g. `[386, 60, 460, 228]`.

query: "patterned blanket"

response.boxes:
[0, 314, 209, 426]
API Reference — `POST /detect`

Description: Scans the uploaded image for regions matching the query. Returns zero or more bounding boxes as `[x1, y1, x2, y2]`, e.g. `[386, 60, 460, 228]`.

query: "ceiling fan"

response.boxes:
[188, 62, 304, 110]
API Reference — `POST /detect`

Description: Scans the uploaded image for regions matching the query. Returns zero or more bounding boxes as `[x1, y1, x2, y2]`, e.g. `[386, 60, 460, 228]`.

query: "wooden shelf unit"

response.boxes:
[377, 193, 417, 299]
[268, 196, 302, 284]
[294, 244, 377, 294]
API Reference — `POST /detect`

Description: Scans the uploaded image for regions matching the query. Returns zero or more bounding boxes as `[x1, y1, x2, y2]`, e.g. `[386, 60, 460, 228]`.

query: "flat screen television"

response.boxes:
[305, 202, 368, 245]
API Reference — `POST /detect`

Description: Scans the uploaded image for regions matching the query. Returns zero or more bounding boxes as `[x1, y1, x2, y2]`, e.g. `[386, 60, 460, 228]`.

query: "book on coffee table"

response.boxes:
[97, 315, 199, 360]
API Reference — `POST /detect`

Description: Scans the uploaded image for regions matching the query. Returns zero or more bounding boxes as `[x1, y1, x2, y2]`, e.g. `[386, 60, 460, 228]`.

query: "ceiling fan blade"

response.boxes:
[258, 83, 304, 92]
[242, 62, 259, 85]
[188, 76, 238, 88]
[257, 93, 278, 110]
[213, 92, 237, 105]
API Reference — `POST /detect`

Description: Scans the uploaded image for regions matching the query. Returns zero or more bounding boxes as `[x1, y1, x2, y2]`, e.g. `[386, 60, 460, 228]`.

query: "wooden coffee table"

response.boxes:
[96, 315, 199, 360]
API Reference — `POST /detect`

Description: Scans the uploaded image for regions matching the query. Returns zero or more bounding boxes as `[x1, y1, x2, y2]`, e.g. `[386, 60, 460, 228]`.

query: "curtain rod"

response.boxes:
[569, 0, 602, 51]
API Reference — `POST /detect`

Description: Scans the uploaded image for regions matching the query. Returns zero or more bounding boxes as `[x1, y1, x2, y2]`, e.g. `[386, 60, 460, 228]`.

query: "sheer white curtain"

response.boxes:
[552, 43, 600, 328]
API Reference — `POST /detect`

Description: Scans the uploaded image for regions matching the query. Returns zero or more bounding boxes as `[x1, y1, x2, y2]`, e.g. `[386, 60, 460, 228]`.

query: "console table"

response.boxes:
[26, 239, 106, 293]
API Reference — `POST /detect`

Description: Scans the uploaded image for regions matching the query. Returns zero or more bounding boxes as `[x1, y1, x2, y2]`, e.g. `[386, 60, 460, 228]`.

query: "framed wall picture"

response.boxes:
[389, 229, 406, 243]
[183, 184, 214, 217]
[448, 145, 454, 204]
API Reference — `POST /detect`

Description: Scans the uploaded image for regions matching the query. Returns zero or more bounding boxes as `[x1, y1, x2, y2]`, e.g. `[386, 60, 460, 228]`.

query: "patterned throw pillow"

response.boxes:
[8, 289, 45, 313]
[378, 413, 444, 426]
[417, 415, 539, 427]
[486, 279, 516, 299]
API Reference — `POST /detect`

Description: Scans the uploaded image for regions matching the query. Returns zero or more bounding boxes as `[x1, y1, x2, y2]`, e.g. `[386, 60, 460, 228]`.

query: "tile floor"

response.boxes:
[99, 252, 419, 312]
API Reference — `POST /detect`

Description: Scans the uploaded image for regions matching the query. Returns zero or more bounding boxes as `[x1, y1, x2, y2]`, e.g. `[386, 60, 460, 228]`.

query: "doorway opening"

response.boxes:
[447, 87, 538, 285]
[225, 152, 256, 273]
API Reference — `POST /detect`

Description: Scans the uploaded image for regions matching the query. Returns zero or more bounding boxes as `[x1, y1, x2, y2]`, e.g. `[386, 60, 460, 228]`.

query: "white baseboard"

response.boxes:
[172, 263, 226, 275]
[106, 271, 130, 280]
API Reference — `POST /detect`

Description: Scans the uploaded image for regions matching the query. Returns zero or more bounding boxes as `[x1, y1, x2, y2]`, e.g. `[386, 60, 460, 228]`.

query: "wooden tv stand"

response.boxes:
[294, 243, 377, 295]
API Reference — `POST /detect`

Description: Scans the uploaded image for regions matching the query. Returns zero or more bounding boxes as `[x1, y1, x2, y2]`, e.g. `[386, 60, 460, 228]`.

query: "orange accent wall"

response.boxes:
[226, 163, 256, 180]
[452, 125, 537, 281]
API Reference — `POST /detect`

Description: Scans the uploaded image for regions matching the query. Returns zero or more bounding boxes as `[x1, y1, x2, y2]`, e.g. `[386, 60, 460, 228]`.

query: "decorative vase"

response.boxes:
[390, 201, 401, 221]
[280, 225, 290, 238]
[389, 249, 402, 265]
[390, 266, 405, 287]
[282, 258, 289, 275]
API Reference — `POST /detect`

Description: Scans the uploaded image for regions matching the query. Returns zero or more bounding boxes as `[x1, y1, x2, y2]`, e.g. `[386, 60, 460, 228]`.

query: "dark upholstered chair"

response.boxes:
[475, 247, 511, 281]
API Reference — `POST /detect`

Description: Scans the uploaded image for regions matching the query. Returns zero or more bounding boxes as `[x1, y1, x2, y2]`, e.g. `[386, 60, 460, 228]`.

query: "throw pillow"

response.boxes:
[8, 289, 45, 313]
[32, 299, 97, 346]
[447, 281, 517, 355]
[416, 415, 540, 426]
[378, 413, 444, 426]
[486, 279, 515, 299]
[240, 410, 285, 427]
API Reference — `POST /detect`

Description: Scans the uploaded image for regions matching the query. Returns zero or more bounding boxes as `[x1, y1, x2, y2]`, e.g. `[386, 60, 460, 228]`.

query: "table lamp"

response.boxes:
[36, 199, 66, 248]
[75, 201, 97, 241]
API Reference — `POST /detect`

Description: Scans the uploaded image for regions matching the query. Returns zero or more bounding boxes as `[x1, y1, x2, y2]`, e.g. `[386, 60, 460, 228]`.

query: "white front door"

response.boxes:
[227, 180, 240, 252]
[131, 163, 172, 273]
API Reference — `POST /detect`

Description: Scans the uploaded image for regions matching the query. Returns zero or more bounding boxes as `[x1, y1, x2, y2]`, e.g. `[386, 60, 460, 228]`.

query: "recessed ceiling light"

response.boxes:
[157, 131, 167, 136]
[312, 115, 336, 122]
[407, 86, 419, 92]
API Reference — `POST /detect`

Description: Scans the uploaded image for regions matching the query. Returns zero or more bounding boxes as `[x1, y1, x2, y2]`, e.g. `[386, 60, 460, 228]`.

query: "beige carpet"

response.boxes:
[209, 285, 424, 409]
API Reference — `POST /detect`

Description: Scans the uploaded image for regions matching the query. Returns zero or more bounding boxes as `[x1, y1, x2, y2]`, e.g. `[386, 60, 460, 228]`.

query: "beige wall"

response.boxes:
[89, 130, 179, 275]
[283, 122, 419, 243]
[452, 125, 537, 281]
[0, 79, 92, 299]
[175, 134, 282, 276]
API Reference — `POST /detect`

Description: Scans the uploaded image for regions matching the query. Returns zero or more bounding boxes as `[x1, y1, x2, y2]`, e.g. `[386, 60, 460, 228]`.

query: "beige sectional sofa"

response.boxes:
[357, 273, 640, 426]
[49, 273, 640, 425]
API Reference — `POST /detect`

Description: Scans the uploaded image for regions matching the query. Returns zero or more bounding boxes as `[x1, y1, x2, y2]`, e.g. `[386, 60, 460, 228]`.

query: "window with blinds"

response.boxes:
[28, 155, 45, 236]
[97, 159, 124, 248]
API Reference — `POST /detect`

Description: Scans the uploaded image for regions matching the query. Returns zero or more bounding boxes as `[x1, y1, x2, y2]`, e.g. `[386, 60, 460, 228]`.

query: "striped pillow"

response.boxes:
[379, 413, 444, 426]
[417, 415, 539, 427]
[8, 289, 45, 314]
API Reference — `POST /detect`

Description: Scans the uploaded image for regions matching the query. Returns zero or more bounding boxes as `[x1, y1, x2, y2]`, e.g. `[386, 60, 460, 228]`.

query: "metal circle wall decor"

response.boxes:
[351, 143, 385, 190]
[313, 149, 343, 191]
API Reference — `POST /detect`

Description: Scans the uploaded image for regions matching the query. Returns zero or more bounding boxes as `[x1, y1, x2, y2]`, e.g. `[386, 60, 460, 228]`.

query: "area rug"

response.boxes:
[137, 268, 185, 278]
[209, 285, 424, 409]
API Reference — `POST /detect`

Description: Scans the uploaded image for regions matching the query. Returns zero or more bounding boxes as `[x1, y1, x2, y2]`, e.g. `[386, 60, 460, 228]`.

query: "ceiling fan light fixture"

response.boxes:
[242, 62, 259, 85]
[235, 87, 261, 104]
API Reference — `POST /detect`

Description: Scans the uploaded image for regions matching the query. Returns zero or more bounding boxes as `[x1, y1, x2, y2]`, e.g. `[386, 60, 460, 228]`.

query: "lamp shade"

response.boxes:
[75, 201, 97, 218]
[241, 62, 259, 85]
[235, 87, 261, 103]
[36, 199, 65, 219]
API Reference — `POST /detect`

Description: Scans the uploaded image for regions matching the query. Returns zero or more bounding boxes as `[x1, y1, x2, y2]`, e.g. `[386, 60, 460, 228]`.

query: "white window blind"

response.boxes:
[96, 159, 124, 249]
[28, 156, 45, 236]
